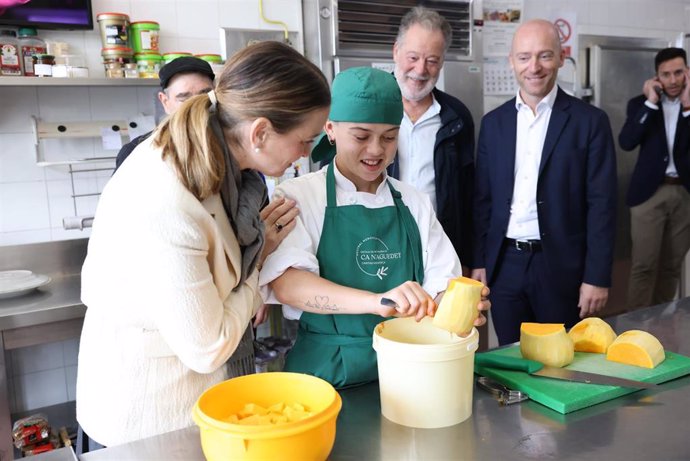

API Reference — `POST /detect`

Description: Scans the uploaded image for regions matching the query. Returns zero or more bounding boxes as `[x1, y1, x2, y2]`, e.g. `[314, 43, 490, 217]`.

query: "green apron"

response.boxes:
[284, 162, 425, 388]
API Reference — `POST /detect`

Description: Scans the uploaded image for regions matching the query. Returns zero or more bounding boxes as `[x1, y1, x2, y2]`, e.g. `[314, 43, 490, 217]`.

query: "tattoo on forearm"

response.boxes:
[305, 295, 339, 312]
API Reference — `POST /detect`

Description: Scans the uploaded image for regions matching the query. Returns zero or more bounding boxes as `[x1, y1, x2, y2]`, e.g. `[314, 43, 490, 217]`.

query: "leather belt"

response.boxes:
[663, 176, 683, 185]
[505, 238, 542, 252]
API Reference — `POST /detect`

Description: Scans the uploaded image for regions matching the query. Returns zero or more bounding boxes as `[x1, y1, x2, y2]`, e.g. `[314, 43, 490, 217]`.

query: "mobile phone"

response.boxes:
[654, 86, 664, 97]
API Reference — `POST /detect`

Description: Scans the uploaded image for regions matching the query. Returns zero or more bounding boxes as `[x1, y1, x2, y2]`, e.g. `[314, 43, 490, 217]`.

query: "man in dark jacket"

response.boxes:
[114, 56, 215, 171]
[618, 47, 690, 308]
[387, 6, 475, 272]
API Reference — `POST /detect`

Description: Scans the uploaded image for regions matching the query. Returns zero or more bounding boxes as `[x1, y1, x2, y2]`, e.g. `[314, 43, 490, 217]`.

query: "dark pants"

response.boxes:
[490, 241, 580, 345]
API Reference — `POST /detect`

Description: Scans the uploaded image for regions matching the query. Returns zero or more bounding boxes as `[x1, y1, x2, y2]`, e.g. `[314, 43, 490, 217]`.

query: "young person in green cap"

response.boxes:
[259, 67, 489, 388]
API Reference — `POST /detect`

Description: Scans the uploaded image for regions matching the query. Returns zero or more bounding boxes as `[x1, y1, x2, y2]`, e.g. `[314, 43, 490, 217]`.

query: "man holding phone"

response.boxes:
[619, 47, 690, 309]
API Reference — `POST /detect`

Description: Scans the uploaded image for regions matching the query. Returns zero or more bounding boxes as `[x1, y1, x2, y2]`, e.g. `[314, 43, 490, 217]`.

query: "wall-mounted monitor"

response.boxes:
[0, 0, 93, 30]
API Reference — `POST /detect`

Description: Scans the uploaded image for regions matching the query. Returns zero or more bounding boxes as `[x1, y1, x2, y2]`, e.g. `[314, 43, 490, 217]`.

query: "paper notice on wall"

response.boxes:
[127, 115, 156, 141]
[482, 0, 523, 57]
[101, 127, 123, 150]
[483, 57, 518, 96]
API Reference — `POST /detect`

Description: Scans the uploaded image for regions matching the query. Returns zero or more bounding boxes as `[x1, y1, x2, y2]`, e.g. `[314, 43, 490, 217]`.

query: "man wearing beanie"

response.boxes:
[113, 56, 215, 171]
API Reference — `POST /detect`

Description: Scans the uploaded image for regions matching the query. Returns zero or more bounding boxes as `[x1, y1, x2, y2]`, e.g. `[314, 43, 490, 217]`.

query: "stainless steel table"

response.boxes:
[81, 298, 690, 461]
[1, 239, 88, 461]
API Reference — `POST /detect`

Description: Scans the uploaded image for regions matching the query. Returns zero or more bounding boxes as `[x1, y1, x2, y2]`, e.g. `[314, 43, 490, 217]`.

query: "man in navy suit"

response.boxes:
[471, 19, 617, 345]
[619, 48, 690, 309]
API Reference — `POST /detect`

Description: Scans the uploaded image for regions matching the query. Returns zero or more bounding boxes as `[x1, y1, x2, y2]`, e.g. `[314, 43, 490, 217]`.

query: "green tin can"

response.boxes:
[130, 21, 160, 53]
[162, 52, 192, 65]
[135, 52, 163, 78]
[195, 54, 223, 64]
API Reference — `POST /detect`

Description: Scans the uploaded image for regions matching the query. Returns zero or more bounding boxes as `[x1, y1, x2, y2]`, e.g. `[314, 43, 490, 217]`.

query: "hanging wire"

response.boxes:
[258, 0, 290, 43]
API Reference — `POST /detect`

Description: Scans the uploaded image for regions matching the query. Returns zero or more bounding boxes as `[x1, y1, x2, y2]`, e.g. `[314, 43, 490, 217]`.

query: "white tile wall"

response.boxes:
[8, 339, 78, 413]
[13, 368, 69, 413]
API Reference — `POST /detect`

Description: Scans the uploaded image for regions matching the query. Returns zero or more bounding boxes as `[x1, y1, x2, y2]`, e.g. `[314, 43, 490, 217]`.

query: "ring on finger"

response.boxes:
[275, 223, 284, 231]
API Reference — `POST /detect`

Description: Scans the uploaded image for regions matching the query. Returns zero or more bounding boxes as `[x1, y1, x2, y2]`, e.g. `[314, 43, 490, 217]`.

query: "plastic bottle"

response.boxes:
[18, 27, 47, 76]
[0, 29, 22, 76]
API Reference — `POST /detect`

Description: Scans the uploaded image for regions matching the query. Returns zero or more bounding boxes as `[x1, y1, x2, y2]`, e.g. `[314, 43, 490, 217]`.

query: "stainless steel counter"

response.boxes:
[80, 298, 690, 461]
[0, 274, 85, 331]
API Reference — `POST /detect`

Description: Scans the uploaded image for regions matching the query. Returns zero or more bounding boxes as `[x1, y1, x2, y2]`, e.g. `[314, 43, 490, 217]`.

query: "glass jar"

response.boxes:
[0, 29, 22, 76]
[18, 27, 47, 76]
[32, 54, 55, 77]
[101, 46, 133, 78]
[124, 63, 138, 78]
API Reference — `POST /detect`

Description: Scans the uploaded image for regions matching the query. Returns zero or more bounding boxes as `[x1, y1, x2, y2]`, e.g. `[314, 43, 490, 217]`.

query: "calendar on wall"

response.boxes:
[483, 57, 518, 96]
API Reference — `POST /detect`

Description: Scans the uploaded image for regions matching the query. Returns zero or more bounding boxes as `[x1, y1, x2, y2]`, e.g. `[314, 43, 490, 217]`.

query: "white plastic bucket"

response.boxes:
[372, 316, 479, 428]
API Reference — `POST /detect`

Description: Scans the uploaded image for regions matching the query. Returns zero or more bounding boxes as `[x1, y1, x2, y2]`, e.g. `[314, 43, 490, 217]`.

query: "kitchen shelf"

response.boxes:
[0, 76, 159, 87]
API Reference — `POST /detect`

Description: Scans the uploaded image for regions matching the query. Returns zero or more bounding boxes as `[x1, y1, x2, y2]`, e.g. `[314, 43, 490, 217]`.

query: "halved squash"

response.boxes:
[606, 330, 665, 369]
[520, 323, 574, 368]
[568, 317, 617, 353]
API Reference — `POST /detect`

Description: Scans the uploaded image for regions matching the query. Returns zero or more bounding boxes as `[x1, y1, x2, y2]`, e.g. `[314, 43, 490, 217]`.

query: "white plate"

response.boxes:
[0, 270, 52, 299]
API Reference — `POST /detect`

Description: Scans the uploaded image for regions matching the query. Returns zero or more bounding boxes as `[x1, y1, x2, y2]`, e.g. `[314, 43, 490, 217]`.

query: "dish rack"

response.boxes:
[31, 116, 135, 230]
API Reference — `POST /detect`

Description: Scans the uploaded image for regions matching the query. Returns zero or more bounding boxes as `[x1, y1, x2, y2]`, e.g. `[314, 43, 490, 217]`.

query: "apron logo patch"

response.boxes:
[355, 237, 402, 280]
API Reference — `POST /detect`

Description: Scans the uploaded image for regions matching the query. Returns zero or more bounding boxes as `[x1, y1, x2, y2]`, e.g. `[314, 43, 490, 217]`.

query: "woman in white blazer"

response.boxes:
[76, 41, 330, 449]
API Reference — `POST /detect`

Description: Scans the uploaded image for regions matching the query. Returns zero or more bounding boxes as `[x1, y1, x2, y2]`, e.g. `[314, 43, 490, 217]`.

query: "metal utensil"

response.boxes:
[475, 354, 656, 389]
[477, 376, 529, 405]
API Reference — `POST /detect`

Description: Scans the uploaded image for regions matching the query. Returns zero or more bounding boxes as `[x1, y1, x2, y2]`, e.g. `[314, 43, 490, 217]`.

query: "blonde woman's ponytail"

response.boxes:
[155, 94, 225, 200]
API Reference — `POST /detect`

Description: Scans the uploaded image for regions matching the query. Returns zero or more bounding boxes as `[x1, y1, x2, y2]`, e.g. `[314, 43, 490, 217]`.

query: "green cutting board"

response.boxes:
[474, 346, 690, 414]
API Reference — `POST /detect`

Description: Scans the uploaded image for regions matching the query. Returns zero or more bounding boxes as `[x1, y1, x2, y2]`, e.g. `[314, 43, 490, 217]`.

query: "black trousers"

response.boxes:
[490, 242, 580, 345]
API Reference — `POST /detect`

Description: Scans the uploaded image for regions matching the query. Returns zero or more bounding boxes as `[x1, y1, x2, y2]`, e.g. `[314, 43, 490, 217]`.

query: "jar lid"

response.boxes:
[0, 29, 17, 37]
[163, 52, 192, 57]
[130, 21, 160, 26]
[96, 12, 130, 20]
[102, 46, 133, 52]
[102, 47, 134, 58]
[18, 27, 38, 37]
[135, 53, 163, 60]
[33, 54, 55, 60]
[195, 54, 223, 63]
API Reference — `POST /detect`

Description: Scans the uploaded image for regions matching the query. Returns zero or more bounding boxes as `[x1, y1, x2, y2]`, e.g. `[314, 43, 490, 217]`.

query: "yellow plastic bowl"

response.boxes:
[193, 372, 342, 461]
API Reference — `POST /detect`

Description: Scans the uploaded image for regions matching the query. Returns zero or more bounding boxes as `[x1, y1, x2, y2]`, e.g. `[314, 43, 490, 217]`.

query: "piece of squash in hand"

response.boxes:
[568, 317, 617, 353]
[520, 323, 574, 368]
[432, 276, 484, 335]
[606, 330, 665, 368]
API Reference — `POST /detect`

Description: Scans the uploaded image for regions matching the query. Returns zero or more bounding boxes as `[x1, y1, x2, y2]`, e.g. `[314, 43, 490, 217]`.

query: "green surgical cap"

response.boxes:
[312, 67, 403, 163]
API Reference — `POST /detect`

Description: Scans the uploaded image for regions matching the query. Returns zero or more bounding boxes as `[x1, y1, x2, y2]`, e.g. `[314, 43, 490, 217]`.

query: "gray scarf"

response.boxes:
[209, 115, 268, 289]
